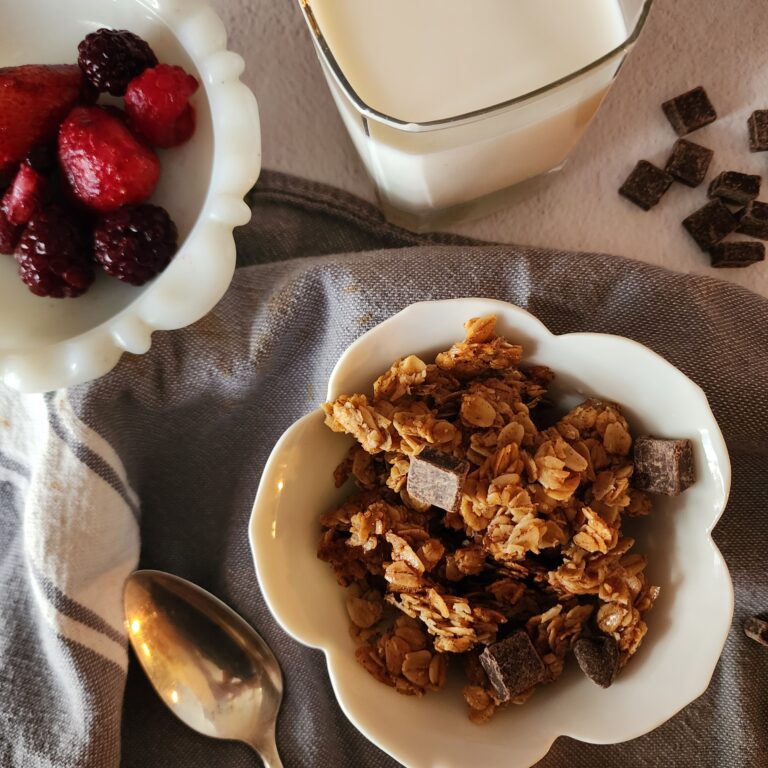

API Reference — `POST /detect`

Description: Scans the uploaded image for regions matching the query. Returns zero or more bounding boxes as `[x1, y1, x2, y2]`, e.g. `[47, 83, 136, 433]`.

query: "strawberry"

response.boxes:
[58, 106, 160, 213]
[2, 164, 47, 225]
[0, 65, 91, 178]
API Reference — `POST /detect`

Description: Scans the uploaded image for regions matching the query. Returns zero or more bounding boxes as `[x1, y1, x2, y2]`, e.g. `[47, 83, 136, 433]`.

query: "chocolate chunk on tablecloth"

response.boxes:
[665, 139, 713, 187]
[662, 86, 717, 135]
[573, 635, 620, 688]
[406, 447, 469, 512]
[633, 436, 695, 495]
[736, 200, 768, 239]
[708, 171, 761, 205]
[682, 199, 738, 250]
[479, 630, 546, 702]
[619, 160, 673, 210]
[710, 241, 765, 268]
[748, 110, 768, 152]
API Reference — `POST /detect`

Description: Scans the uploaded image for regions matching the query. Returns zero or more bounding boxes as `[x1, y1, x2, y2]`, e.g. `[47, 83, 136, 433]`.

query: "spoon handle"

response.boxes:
[247, 731, 283, 768]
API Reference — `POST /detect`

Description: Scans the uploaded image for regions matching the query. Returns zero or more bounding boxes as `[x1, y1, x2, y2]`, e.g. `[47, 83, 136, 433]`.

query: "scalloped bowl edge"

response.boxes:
[250, 298, 733, 768]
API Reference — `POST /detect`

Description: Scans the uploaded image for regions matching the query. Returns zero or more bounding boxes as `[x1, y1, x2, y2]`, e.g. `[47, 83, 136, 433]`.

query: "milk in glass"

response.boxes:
[303, 0, 637, 226]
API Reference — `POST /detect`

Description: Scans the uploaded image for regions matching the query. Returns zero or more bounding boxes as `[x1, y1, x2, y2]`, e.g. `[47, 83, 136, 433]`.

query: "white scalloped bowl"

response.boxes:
[250, 298, 733, 768]
[0, 0, 260, 392]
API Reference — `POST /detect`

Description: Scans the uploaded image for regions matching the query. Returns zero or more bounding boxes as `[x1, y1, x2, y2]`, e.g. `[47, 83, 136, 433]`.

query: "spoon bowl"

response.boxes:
[124, 570, 283, 766]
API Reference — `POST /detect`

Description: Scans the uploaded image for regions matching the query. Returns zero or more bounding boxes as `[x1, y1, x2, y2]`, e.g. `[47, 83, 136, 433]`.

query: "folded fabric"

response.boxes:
[0, 171, 765, 768]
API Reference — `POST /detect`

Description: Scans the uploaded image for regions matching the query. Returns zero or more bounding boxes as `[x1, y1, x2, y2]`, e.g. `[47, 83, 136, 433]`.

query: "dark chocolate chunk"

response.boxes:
[708, 171, 761, 205]
[736, 200, 768, 239]
[633, 436, 695, 495]
[479, 630, 546, 702]
[406, 447, 469, 512]
[682, 199, 738, 250]
[572, 635, 620, 688]
[665, 139, 713, 187]
[748, 110, 768, 152]
[662, 87, 717, 135]
[744, 616, 768, 647]
[709, 241, 765, 268]
[619, 160, 673, 210]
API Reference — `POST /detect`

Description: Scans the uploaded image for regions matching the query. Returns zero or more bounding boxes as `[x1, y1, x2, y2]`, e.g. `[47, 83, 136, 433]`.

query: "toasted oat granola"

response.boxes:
[318, 315, 659, 722]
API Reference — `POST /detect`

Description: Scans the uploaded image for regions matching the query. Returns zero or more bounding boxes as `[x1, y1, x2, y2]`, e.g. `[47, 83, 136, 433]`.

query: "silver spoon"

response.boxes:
[123, 570, 284, 767]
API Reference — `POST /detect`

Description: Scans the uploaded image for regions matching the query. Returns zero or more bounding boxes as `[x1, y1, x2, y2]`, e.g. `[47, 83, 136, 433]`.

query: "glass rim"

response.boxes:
[300, 0, 655, 133]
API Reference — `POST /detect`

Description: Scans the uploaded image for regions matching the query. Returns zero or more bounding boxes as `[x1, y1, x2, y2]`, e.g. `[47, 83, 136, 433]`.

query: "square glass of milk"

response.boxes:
[299, 0, 654, 230]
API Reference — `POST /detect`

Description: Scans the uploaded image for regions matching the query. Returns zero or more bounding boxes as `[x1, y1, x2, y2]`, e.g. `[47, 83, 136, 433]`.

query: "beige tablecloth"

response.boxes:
[216, 0, 768, 297]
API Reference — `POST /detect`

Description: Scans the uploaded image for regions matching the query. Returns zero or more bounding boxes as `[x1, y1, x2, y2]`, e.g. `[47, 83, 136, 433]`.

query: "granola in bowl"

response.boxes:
[318, 315, 663, 722]
[250, 298, 732, 767]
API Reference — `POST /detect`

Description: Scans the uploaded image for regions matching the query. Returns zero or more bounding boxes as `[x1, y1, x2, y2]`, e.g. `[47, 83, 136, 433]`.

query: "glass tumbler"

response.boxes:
[299, 0, 654, 231]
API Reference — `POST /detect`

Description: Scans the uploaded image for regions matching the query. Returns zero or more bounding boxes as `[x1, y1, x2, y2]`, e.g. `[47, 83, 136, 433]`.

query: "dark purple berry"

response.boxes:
[78, 28, 158, 96]
[0, 170, 13, 195]
[15, 208, 94, 298]
[24, 142, 59, 175]
[0, 208, 21, 253]
[93, 204, 177, 285]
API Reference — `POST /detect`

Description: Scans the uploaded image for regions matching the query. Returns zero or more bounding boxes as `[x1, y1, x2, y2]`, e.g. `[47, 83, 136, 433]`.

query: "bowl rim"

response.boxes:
[249, 297, 734, 767]
[0, 0, 261, 393]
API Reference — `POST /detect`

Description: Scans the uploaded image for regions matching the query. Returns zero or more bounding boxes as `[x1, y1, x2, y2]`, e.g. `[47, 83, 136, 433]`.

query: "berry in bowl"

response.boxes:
[0, 0, 260, 392]
[250, 298, 733, 768]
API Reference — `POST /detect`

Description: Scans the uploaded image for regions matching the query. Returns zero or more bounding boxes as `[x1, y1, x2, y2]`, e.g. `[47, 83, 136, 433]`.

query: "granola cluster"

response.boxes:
[318, 315, 659, 722]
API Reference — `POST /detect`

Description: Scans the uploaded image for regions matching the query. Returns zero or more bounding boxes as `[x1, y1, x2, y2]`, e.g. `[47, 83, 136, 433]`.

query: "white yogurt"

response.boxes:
[305, 0, 633, 225]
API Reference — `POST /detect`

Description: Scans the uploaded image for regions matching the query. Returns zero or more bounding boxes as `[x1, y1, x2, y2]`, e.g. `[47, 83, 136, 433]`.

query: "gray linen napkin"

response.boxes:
[1, 170, 766, 768]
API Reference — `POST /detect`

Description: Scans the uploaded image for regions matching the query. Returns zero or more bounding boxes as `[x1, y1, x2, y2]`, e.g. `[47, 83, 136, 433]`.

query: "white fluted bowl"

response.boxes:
[249, 298, 733, 768]
[0, 0, 260, 392]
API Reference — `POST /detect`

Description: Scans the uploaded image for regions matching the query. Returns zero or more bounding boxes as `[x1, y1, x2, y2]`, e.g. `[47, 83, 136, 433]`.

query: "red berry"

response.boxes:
[78, 28, 158, 97]
[15, 208, 94, 298]
[124, 64, 199, 148]
[93, 204, 178, 285]
[0, 208, 21, 253]
[0, 64, 91, 179]
[2, 164, 47, 225]
[58, 106, 160, 213]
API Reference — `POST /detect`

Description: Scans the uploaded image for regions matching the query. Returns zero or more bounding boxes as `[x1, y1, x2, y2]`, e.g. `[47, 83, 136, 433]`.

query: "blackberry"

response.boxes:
[15, 208, 94, 298]
[78, 29, 158, 96]
[0, 209, 21, 253]
[0, 170, 13, 194]
[93, 204, 178, 285]
[24, 142, 59, 175]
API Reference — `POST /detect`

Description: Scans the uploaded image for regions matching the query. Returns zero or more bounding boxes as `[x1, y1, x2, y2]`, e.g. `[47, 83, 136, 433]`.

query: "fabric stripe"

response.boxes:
[0, 451, 31, 480]
[61, 636, 126, 767]
[30, 562, 125, 646]
[26, 567, 128, 672]
[44, 393, 140, 520]
[55, 395, 140, 510]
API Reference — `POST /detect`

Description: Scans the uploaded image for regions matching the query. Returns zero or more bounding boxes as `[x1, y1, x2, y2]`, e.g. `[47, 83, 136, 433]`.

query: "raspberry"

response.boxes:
[124, 64, 199, 148]
[58, 106, 160, 213]
[15, 208, 94, 298]
[93, 204, 178, 285]
[77, 29, 158, 96]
